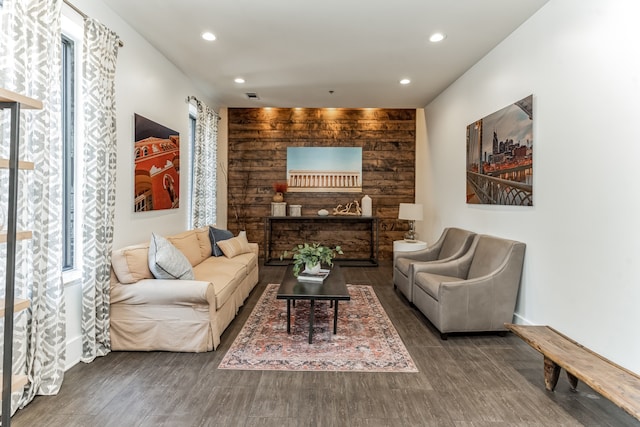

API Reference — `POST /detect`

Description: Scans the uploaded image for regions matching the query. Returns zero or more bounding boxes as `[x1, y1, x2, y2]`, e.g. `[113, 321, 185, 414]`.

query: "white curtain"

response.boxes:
[80, 18, 121, 363]
[190, 97, 219, 228]
[0, 0, 66, 415]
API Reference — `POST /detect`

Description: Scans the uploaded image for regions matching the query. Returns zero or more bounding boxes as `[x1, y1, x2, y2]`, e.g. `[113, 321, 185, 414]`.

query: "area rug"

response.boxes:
[218, 284, 418, 372]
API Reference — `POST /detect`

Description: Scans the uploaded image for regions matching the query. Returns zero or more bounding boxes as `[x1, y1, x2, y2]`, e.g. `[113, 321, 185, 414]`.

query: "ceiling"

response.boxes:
[102, 0, 549, 108]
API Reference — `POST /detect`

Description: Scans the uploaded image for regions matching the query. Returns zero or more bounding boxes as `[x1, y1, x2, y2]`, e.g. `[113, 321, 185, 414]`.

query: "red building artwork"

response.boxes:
[134, 114, 180, 211]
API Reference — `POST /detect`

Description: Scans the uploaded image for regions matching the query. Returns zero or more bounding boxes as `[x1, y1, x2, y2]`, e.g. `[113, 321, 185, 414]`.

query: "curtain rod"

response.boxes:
[63, 0, 124, 48]
[187, 96, 221, 120]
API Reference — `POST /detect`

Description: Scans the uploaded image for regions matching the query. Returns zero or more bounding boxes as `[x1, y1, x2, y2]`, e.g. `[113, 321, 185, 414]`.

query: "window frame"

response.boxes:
[61, 34, 76, 271]
[188, 105, 197, 228]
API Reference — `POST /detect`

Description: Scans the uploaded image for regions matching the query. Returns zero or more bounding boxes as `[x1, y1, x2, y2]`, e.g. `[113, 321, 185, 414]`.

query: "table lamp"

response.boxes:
[398, 203, 423, 242]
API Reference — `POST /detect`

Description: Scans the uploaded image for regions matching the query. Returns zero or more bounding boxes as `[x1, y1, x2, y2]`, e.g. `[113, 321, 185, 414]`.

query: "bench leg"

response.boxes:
[566, 371, 579, 391]
[544, 356, 561, 391]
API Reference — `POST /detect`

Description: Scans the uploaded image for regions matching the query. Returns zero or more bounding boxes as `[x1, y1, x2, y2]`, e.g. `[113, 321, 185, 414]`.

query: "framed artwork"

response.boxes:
[133, 114, 180, 211]
[466, 94, 533, 206]
[286, 147, 362, 193]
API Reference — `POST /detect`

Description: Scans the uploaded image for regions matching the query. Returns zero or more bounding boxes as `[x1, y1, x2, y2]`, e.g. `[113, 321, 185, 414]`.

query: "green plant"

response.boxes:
[281, 243, 343, 276]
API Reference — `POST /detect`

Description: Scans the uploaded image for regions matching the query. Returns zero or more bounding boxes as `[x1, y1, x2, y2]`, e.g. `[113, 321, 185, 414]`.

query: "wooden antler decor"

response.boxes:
[332, 200, 362, 216]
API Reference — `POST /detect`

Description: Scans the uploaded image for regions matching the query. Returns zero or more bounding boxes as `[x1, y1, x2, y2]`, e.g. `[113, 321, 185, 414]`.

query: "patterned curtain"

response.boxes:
[191, 98, 219, 228]
[0, 0, 66, 415]
[80, 18, 120, 363]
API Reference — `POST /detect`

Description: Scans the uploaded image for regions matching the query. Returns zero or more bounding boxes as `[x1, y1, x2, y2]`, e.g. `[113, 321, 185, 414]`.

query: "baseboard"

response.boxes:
[512, 312, 535, 325]
[65, 335, 82, 371]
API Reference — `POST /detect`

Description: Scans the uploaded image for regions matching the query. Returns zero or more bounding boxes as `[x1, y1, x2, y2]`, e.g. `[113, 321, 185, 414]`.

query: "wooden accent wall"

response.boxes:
[226, 108, 416, 261]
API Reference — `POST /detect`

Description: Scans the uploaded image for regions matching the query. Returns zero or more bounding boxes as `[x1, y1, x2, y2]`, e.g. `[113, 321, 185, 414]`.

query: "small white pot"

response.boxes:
[304, 262, 321, 274]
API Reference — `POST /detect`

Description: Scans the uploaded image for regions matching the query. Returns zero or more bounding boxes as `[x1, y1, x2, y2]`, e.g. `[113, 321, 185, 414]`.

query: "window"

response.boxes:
[61, 35, 75, 271]
[188, 106, 196, 227]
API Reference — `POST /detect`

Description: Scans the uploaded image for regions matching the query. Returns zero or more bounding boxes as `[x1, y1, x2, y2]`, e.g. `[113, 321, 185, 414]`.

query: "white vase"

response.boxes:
[361, 195, 372, 216]
[305, 262, 321, 274]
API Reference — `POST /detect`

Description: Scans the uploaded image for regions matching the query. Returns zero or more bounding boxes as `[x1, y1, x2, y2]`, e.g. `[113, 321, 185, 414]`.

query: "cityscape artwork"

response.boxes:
[133, 114, 180, 212]
[466, 94, 533, 206]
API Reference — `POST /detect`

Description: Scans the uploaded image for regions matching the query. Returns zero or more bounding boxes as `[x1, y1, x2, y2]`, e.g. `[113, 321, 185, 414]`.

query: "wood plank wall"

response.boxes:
[226, 108, 416, 261]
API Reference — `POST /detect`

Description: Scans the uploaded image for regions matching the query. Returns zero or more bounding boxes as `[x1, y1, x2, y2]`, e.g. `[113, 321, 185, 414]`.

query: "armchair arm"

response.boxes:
[111, 278, 216, 308]
[395, 246, 440, 263]
[411, 254, 472, 279]
[437, 263, 521, 331]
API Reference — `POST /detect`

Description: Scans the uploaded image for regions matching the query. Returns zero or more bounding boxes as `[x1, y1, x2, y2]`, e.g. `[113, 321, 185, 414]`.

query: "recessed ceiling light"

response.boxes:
[234, 78, 245, 84]
[201, 32, 216, 41]
[429, 32, 446, 43]
[400, 79, 411, 85]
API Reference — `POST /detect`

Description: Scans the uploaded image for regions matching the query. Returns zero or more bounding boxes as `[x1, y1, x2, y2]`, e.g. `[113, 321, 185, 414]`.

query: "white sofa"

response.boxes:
[109, 226, 259, 352]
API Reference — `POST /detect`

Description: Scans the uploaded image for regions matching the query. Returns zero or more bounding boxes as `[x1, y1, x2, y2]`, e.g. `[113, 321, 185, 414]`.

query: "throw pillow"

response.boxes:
[216, 233, 252, 258]
[148, 233, 195, 280]
[208, 226, 234, 257]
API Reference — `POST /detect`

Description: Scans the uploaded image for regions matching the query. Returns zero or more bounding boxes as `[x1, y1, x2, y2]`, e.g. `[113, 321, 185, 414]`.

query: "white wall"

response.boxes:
[419, 0, 640, 374]
[63, 0, 214, 368]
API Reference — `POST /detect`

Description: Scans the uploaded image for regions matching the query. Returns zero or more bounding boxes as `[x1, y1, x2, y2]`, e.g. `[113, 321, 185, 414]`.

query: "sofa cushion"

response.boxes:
[223, 251, 258, 275]
[195, 226, 213, 261]
[217, 233, 252, 258]
[111, 243, 153, 284]
[148, 233, 195, 280]
[193, 258, 246, 309]
[209, 227, 234, 257]
[167, 230, 203, 267]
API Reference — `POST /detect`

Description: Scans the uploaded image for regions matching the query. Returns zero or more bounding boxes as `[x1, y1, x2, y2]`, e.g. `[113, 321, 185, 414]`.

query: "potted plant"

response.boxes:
[281, 242, 343, 276]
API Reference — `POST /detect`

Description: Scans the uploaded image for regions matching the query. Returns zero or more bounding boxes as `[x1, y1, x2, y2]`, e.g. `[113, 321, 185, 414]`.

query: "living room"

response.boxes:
[2, 0, 640, 425]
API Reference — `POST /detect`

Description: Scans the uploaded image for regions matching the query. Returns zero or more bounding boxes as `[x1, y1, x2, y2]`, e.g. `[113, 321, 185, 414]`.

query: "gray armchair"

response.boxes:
[411, 234, 526, 339]
[393, 227, 476, 302]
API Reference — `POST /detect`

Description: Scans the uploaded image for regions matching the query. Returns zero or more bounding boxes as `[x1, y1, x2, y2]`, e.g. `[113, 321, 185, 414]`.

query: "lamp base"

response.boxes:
[404, 231, 418, 242]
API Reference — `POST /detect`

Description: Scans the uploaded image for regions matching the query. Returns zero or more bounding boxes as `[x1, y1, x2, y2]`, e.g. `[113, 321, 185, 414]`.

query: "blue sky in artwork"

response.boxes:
[481, 102, 533, 157]
[287, 147, 362, 172]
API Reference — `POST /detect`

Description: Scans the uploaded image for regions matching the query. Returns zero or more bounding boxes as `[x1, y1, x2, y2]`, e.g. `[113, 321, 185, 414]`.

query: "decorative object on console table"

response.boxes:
[272, 181, 287, 202]
[361, 195, 372, 217]
[332, 200, 361, 216]
[398, 203, 423, 242]
[281, 242, 343, 276]
[288, 204, 301, 217]
[271, 202, 287, 217]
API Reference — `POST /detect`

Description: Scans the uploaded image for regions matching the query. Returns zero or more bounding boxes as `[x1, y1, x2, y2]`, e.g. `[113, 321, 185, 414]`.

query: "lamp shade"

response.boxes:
[398, 203, 423, 221]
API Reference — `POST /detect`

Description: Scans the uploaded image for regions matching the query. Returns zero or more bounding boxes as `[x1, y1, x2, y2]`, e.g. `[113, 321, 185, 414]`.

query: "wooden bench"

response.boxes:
[506, 324, 640, 421]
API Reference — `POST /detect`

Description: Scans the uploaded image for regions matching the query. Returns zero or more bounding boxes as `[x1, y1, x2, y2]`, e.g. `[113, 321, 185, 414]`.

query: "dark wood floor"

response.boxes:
[12, 263, 640, 427]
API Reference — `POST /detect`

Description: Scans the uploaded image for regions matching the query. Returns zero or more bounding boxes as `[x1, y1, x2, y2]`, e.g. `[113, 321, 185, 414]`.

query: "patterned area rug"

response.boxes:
[218, 284, 418, 372]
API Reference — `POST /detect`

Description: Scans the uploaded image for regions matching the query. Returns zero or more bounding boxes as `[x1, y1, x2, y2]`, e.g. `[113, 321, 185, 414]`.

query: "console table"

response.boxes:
[264, 215, 379, 266]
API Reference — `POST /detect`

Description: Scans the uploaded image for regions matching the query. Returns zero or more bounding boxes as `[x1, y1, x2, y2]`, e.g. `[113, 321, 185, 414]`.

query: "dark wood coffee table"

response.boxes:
[276, 265, 350, 343]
